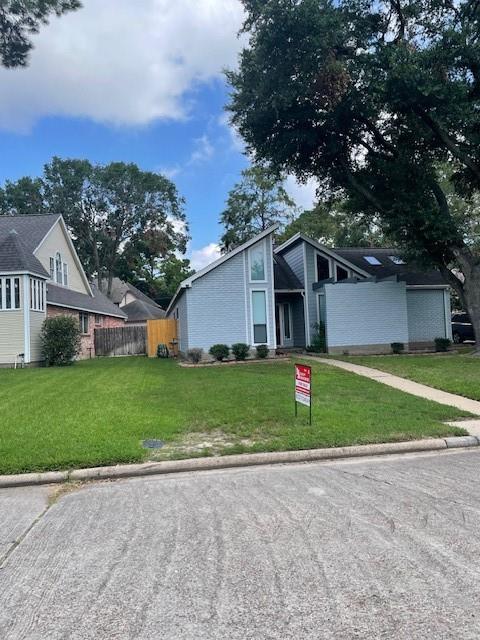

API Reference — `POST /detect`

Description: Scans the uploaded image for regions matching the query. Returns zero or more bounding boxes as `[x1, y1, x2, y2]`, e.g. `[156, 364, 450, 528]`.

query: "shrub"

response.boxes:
[391, 342, 405, 355]
[435, 337, 451, 352]
[209, 344, 230, 361]
[157, 343, 169, 358]
[231, 343, 250, 361]
[308, 322, 327, 353]
[187, 348, 203, 364]
[41, 316, 81, 366]
[256, 344, 269, 359]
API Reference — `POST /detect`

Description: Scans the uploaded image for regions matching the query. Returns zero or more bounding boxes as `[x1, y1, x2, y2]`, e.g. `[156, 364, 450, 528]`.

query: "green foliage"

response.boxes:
[278, 202, 386, 247]
[391, 343, 405, 355]
[209, 344, 230, 361]
[41, 316, 80, 366]
[187, 348, 203, 364]
[256, 344, 269, 359]
[231, 343, 250, 361]
[0, 0, 81, 68]
[220, 164, 297, 251]
[307, 322, 327, 353]
[228, 0, 480, 344]
[0, 157, 188, 297]
[156, 344, 169, 359]
[435, 338, 451, 353]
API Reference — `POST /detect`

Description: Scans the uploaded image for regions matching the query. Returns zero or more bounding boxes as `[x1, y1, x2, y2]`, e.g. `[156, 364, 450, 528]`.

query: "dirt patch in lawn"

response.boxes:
[149, 429, 257, 460]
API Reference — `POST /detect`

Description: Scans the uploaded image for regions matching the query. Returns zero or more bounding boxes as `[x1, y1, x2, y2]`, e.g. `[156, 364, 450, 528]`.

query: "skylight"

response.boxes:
[389, 256, 406, 265]
[363, 256, 382, 265]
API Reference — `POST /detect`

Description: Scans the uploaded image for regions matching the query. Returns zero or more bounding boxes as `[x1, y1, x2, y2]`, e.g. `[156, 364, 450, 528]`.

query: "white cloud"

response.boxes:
[284, 175, 318, 211]
[190, 242, 221, 270]
[0, 0, 245, 132]
[188, 134, 214, 165]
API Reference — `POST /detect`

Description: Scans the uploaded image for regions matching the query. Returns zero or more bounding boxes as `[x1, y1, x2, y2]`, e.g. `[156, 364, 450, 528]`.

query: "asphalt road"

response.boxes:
[1, 449, 480, 639]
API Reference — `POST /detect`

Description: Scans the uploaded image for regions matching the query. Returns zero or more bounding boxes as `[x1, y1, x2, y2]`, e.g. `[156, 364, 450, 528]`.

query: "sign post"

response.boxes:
[294, 363, 312, 425]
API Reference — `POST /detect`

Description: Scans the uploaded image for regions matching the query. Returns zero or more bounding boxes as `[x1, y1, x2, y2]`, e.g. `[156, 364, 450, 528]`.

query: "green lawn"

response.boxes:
[0, 357, 470, 475]
[338, 353, 480, 401]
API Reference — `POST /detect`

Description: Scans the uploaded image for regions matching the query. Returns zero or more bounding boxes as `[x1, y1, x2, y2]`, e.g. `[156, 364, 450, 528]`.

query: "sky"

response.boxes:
[0, 0, 317, 270]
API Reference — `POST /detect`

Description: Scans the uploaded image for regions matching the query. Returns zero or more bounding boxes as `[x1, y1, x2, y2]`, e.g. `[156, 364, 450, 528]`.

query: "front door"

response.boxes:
[276, 303, 292, 347]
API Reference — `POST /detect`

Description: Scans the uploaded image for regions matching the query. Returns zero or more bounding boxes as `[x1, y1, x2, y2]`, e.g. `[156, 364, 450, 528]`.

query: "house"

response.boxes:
[166, 225, 452, 356]
[0, 214, 126, 366]
[96, 277, 166, 325]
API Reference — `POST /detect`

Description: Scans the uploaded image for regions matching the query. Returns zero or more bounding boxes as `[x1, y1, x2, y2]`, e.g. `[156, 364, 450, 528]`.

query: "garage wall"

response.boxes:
[324, 280, 409, 352]
[407, 289, 450, 343]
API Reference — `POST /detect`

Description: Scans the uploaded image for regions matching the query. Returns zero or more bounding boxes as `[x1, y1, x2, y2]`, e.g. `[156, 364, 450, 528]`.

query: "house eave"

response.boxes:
[46, 300, 127, 319]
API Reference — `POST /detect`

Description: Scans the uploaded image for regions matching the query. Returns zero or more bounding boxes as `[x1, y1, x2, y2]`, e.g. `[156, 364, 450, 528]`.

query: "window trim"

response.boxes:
[79, 311, 89, 335]
[248, 241, 268, 283]
[50, 252, 69, 287]
[315, 251, 332, 282]
[30, 278, 45, 312]
[0, 276, 21, 311]
[250, 288, 269, 346]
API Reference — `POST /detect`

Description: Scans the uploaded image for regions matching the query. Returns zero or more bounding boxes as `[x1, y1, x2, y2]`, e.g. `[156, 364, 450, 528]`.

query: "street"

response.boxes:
[1, 449, 480, 639]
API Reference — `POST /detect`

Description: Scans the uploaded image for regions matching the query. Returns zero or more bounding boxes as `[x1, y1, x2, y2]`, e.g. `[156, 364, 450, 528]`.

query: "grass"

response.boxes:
[0, 356, 470, 475]
[337, 353, 480, 401]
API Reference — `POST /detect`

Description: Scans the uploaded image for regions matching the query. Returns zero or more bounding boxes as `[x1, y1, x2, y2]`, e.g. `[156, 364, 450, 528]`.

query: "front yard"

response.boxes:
[339, 353, 480, 401]
[0, 357, 469, 475]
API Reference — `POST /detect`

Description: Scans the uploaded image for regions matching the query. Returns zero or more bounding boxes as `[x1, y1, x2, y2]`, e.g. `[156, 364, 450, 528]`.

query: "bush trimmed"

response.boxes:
[187, 348, 203, 364]
[435, 337, 451, 352]
[231, 343, 250, 361]
[391, 342, 405, 355]
[41, 316, 80, 366]
[256, 344, 269, 359]
[209, 344, 230, 361]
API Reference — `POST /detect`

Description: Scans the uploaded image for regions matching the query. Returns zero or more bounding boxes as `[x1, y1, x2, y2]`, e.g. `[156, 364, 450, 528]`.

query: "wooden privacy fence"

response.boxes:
[94, 326, 146, 357]
[147, 318, 178, 357]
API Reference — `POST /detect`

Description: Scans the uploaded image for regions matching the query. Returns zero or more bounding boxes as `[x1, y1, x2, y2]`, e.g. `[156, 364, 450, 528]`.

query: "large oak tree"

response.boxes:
[227, 0, 480, 346]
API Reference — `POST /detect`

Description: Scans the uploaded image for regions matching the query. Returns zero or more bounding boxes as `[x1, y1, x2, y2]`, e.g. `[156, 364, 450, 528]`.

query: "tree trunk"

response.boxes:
[463, 273, 480, 353]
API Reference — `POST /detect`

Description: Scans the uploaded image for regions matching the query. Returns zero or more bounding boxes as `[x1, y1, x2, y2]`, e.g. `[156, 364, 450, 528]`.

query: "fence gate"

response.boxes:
[94, 325, 146, 357]
[147, 319, 178, 357]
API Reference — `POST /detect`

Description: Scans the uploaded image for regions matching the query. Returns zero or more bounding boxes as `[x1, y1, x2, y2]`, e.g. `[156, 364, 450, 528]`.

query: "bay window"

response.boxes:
[251, 290, 268, 344]
[30, 278, 45, 312]
[0, 277, 21, 310]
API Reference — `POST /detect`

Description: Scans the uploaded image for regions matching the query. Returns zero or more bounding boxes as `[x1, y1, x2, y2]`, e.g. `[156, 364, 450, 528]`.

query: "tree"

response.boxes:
[277, 202, 386, 247]
[0, 157, 188, 296]
[227, 0, 480, 347]
[0, 0, 81, 68]
[220, 164, 297, 251]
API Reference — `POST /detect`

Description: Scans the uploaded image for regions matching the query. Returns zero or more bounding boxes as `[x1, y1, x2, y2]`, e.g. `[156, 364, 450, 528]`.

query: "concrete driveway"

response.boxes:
[1, 449, 480, 639]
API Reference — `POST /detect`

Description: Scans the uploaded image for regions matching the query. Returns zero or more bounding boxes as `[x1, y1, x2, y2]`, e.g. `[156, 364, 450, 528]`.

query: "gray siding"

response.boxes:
[185, 236, 276, 351]
[291, 296, 306, 347]
[407, 289, 449, 342]
[304, 243, 318, 344]
[173, 292, 189, 353]
[282, 243, 305, 286]
[324, 280, 409, 349]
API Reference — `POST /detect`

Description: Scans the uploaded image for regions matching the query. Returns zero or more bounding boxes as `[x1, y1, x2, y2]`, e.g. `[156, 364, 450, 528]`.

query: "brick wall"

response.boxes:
[46, 305, 124, 359]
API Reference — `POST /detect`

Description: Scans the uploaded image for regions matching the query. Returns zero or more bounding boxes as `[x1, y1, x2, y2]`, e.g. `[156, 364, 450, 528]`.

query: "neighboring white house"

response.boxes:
[167, 226, 452, 355]
[0, 214, 126, 366]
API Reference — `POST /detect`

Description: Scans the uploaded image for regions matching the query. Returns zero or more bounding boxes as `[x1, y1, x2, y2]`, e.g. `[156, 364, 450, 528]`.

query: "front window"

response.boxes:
[52, 253, 68, 286]
[79, 312, 89, 334]
[63, 263, 68, 286]
[249, 244, 266, 281]
[30, 279, 45, 312]
[316, 254, 330, 281]
[94, 314, 103, 326]
[0, 277, 21, 310]
[336, 264, 349, 281]
[252, 290, 267, 344]
[55, 252, 63, 284]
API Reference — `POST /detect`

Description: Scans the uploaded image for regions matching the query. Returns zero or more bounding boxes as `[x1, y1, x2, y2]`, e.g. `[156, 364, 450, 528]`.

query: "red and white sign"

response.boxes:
[295, 364, 311, 407]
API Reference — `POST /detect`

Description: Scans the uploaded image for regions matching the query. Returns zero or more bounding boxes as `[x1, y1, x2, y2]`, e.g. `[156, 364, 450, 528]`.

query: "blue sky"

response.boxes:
[0, 0, 316, 269]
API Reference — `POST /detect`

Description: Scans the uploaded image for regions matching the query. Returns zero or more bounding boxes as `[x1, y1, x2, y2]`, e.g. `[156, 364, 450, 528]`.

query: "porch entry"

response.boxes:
[275, 302, 292, 347]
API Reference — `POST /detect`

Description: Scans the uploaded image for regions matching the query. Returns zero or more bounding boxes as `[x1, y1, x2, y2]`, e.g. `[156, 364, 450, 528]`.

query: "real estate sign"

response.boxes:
[295, 364, 312, 407]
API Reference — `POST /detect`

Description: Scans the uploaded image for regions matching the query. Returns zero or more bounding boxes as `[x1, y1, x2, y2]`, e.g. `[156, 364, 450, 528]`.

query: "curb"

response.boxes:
[1, 435, 479, 490]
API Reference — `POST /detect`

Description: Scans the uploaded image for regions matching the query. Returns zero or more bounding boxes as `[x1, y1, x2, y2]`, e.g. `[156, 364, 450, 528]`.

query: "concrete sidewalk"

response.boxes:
[311, 357, 480, 437]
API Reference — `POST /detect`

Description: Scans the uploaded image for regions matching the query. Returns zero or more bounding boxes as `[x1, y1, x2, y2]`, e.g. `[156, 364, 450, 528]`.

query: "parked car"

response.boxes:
[451, 312, 475, 343]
